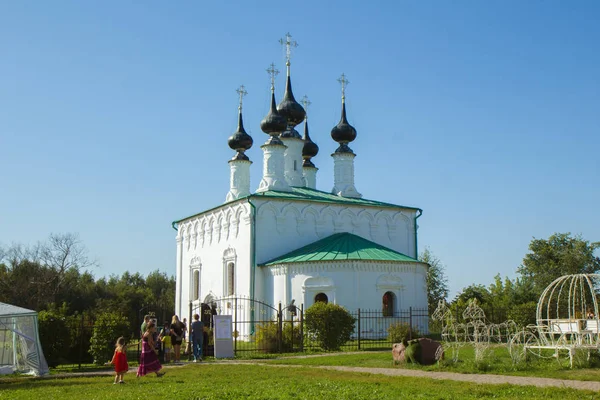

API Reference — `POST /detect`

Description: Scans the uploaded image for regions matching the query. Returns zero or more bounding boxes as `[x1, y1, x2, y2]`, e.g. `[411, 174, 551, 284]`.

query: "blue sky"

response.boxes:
[1, 1, 598, 298]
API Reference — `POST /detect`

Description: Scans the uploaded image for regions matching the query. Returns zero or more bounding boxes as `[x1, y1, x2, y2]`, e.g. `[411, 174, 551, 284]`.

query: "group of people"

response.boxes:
[107, 313, 205, 383]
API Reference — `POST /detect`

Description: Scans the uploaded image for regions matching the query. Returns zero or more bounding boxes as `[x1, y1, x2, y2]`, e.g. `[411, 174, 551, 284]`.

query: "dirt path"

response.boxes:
[311, 365, 600, 391]
[9, 359, 600, 392]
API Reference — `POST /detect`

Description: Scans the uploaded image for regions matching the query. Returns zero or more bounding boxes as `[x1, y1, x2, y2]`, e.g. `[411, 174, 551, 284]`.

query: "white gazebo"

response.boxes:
[0, 302, 49, 376]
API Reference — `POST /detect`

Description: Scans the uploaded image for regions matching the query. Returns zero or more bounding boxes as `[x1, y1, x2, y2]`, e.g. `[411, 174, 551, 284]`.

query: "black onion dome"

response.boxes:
[261, 92, 287, 135]
[277, 75, 306, 128]
[302, 120, 319, 165]
[330, 102, 356, 151]
[228, 111, 253, 160]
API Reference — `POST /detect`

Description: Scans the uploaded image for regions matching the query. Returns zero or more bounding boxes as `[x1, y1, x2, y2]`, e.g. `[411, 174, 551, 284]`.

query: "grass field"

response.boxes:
[0, 363, 596, 400]
[3, 344, 600, 399]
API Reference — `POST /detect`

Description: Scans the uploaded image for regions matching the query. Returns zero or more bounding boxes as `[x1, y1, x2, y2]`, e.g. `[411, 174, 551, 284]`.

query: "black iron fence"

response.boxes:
[50, 299, 513, 368]
[190, 297, 431, 357]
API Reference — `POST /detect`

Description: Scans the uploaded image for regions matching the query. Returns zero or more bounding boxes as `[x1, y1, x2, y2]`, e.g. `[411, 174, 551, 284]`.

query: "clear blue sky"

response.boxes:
[1, 1, 598, 298]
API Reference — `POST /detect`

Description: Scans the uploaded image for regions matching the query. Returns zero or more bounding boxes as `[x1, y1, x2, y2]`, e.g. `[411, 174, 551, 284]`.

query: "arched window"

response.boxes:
[227, 262, 235, 296]
[190, 256, 202, 303]
[222, 247, 236, 297]
[382, 291, 395, 317]
[192, 270, 200, 301]
[314, 293, 328, 304]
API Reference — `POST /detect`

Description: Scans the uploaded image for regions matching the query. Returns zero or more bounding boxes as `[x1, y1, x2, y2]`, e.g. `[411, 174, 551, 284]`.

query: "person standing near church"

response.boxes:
[170, 315, 184, 363]
[140, 315, 150, 339]
[191, 313, 204, 362]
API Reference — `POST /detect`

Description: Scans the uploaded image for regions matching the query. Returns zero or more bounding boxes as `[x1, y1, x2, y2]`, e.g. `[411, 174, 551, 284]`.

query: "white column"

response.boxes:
[331, 152, 362, 198]
[303, 166, 318, 189]
[175, 235, 183, 317]
[257, 142, 291, 192]
[226, 159, 252, 202]
[281, 137, 305, 187]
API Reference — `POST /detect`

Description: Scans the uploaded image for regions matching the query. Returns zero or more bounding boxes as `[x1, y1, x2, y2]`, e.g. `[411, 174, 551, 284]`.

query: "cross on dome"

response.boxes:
[279, 32, 298, 70]
[236, 85, 247, 111]
[266, 63, 279, 92]
[337, 73, 349, 102]
[301, 95, 311, 119]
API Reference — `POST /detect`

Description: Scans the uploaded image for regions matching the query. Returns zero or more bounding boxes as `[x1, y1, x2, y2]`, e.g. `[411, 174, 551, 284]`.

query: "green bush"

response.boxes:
[508, 302, 537, 327]
[305, 302, 355, 351]
[256, 322, 279, 352]
[89, 311, 131, 365]
[387, 322, 420, 343]
[38, 310, 71, 367]
[255, 321, 302, 352]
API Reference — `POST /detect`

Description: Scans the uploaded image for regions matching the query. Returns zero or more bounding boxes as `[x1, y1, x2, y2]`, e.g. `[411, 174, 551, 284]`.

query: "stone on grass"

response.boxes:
[392, 338, 443, 366]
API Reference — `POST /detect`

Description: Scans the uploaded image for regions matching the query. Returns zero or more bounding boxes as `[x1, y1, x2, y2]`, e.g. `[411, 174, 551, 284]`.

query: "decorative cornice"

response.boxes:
[178, 203, 249, 249]
[262, 260, 428, 276]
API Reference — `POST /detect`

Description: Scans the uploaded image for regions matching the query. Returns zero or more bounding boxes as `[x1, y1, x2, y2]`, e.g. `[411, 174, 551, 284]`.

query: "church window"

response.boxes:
[294, 160, 297, 171]
[227, 262, 235, 296]
[192, 270, 200, 301]
[222, 247, 237, 297]
[314, 293, 328, 304]
[382, 291, 395, 317]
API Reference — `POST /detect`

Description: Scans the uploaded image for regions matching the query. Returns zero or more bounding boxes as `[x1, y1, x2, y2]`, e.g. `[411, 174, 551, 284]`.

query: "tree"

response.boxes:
[420, 248, 449, 314]
[89, 311, 131, 365]
[517, 233, 600, 295]
[39, 233, 97, 302]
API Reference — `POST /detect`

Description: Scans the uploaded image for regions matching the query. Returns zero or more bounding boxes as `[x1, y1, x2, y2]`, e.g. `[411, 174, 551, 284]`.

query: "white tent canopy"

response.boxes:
[0, 302, 49, 376]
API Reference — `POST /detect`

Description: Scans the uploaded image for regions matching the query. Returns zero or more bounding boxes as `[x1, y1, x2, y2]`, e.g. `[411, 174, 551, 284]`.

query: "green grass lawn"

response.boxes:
[261, 345, 600, 381]
[0, 363, 595, 400]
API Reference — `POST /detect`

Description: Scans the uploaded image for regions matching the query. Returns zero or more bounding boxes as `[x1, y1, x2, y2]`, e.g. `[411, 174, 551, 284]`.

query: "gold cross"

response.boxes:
[236, 85, 247, 111]
[301, 95, 311, 119]
[337, 73, 349, 101]
[266, 63, 279, 91]
[279, 32, 298, 67]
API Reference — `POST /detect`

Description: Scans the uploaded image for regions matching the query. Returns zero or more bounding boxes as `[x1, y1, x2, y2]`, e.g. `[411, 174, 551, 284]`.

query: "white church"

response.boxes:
[172, 34, 428, 326]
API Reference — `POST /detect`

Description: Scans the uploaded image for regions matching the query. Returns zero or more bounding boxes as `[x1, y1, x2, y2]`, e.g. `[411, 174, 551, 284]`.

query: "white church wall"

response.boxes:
[265, 261, 428, 314]
[175, 201, 252, 319]
[253, 199, 417, 268]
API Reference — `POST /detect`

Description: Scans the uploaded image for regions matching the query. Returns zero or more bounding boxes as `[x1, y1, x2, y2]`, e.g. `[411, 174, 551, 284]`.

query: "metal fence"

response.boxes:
[52, 299, 513, 368]
[190, 297, 431, 357]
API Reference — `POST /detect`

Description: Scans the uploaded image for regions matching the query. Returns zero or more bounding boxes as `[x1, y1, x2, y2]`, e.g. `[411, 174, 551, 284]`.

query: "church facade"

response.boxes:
[172, 34, 428, 330]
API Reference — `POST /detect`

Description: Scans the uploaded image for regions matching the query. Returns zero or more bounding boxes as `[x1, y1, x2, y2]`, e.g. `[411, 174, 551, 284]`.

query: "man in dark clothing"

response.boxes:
[191, 313, 204, 362]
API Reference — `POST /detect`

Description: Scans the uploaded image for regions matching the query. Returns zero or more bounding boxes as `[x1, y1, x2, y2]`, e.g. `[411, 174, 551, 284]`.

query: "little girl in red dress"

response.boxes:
[109, 337, 129, 384]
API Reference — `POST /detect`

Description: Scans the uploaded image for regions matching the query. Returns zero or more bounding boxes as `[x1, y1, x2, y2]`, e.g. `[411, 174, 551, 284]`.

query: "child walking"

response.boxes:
[137, 322, 165, 378]
[109, 337, 129, 384]
[160, 322, 172, 363]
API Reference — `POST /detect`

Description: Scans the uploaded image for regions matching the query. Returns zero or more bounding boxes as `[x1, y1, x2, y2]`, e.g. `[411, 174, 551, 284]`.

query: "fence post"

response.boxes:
[78, 313, 84, 370]
[234, 297, 238, 354]
[278, 302, 283, 353]
[188, 302, 193, 360]
[299, 304, 304, 353]
[357, 309, 361, 350]
[409, 307, 413, 341]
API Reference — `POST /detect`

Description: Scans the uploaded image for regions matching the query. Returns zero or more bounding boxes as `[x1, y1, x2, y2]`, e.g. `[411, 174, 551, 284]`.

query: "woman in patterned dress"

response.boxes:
[136, 322, 165, 378]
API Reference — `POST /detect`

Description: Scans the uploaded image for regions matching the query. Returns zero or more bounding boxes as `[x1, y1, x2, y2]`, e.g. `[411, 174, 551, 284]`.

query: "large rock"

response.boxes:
[392, 338, 443, 366]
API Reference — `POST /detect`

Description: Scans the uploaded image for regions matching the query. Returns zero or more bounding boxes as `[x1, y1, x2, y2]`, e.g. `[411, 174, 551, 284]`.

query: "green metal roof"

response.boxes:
[260, 232, 419, 266]
[251, 187, 420, 210]
[172, 187, 421, 227]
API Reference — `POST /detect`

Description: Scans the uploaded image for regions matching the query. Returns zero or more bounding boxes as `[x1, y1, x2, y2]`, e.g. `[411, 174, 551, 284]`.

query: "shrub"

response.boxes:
[256, 322, 279, 352]
[89, 311, 131, 365]
[38, 310, 71, 367]
[304, 302, 355, 351]
[387, 322, 420, 343]
[255, 321, 302, 352]
[508, 302, 537, 327]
